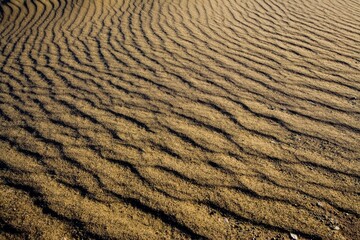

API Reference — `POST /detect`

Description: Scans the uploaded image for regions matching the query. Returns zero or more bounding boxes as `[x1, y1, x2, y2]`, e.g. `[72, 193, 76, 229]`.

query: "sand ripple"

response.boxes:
[0, 0, 359, 239]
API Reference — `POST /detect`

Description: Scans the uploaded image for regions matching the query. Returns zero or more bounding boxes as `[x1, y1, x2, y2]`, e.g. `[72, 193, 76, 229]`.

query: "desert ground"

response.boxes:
[0, 0, 359, 239]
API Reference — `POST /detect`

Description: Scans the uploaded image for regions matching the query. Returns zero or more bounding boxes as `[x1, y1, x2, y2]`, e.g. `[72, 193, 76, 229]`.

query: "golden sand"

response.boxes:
[0, 0, 359, 239]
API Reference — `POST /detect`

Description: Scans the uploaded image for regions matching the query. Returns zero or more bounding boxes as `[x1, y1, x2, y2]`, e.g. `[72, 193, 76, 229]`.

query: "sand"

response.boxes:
[0, 0, 359, 239]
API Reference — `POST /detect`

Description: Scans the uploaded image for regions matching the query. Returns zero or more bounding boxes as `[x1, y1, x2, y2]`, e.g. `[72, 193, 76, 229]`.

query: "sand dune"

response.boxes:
[0, 0, 359, 239]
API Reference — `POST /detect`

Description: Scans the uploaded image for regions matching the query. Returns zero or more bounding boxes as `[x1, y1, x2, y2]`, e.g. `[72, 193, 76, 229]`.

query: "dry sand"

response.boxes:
[0, 0, 359, 239]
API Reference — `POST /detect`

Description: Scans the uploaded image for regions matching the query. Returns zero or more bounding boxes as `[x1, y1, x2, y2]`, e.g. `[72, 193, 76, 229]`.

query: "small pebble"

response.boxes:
[317, 202, 323, 207]
[332, 226, 340, 231]
[290, 233, 298, 240]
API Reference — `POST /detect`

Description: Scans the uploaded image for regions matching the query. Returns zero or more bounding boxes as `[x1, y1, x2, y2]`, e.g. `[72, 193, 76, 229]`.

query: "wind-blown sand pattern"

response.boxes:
[0, 0, 359, 239]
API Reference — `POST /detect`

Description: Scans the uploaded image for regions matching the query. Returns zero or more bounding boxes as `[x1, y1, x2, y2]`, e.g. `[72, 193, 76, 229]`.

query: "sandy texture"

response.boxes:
[0, 0, 359, 239]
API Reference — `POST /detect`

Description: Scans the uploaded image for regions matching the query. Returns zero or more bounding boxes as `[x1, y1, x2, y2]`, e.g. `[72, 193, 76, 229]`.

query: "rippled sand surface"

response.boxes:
[1, 0, 359, 239]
